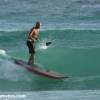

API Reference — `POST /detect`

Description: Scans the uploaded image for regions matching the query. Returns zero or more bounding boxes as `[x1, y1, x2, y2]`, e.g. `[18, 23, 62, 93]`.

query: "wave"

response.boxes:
[0, 21, 100, 32]
[66, 75, 100, 83]
[0, 28, 100, 35]
[0, 58, 33, 82]
[0, 51, 33, 82]
[0, 29, 100, 50]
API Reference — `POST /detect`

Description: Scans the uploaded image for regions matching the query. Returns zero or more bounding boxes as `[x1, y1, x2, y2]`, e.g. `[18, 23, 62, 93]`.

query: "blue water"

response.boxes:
[0, 0, 100, 99]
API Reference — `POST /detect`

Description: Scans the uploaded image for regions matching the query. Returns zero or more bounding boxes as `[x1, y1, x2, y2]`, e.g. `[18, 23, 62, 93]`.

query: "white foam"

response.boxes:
[0, 58, 33, 82]
[0, 49, 7, 56]
[37, 41, 49, 50]
[40, 45, 48, 50]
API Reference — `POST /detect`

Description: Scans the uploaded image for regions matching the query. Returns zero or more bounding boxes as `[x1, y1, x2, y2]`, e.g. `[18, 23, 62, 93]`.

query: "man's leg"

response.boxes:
[28, 54, 35, 65]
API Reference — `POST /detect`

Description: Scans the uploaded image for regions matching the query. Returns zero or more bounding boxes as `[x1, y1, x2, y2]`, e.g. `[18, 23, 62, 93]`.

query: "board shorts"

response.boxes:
[27, 40, 35, 54]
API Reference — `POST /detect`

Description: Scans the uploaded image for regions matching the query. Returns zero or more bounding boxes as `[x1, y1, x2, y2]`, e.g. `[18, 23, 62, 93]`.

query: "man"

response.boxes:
[27, 21, 41, 65]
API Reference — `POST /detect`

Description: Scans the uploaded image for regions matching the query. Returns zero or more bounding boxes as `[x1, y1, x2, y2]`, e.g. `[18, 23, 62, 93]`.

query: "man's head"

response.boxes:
[35, 21, 41, 29]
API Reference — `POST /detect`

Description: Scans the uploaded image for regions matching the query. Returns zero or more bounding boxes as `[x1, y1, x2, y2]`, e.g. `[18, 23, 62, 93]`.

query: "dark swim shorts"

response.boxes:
[27, 40, 35, 54]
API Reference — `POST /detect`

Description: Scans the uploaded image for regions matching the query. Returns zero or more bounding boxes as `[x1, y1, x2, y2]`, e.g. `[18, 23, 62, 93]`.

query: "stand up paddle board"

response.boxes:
[13, 59, 69, 79]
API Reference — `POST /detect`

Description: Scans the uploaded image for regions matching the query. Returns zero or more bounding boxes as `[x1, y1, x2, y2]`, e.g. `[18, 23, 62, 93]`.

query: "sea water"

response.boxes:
[0, 0, 100, 100]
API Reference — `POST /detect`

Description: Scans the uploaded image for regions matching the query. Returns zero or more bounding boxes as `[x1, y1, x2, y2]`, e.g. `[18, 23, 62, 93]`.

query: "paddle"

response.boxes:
[37, 38, 52, 46]
[46, 42, 52, 46]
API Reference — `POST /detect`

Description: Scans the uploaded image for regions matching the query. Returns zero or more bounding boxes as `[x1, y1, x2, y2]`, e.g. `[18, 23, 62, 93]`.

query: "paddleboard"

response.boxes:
[13, 59, 69, 79]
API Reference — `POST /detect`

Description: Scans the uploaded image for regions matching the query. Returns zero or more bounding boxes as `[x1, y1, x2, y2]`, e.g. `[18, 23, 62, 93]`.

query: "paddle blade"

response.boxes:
[46, 42, 52, 46]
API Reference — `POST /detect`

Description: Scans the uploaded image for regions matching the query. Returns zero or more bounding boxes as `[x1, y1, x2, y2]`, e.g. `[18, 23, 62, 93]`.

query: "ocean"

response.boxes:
[0, 0, 100, 100]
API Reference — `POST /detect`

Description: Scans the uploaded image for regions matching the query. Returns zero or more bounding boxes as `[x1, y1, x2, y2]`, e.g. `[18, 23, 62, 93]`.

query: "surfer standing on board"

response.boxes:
[27, 21, 41, 65]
